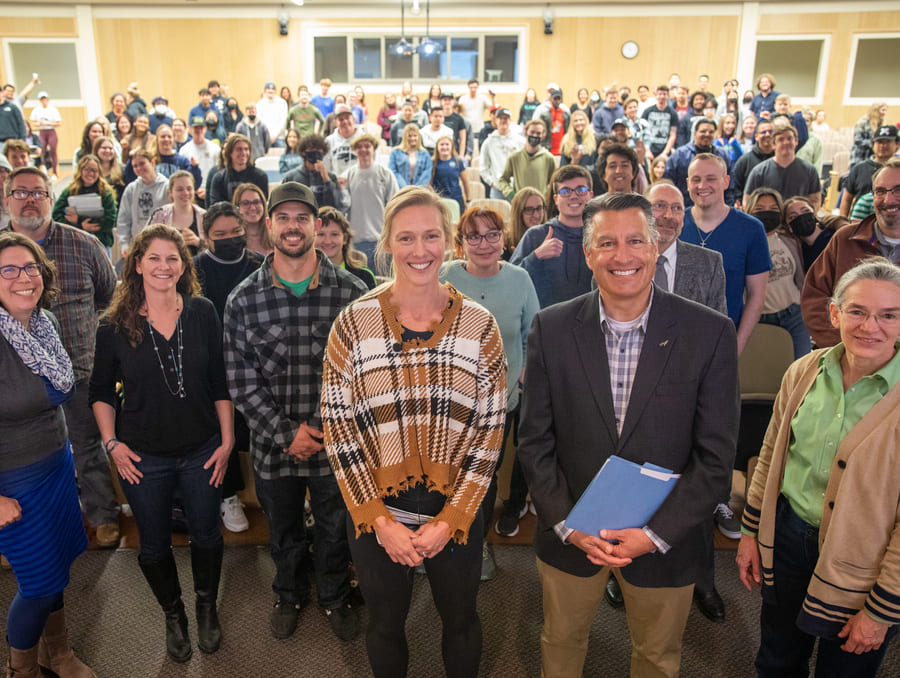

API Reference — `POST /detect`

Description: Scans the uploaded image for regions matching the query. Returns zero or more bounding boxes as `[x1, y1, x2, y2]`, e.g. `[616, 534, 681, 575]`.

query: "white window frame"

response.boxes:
[754, 34, 830, 106]
[301, 24, 527, 94]
[843, 32, 900, 106]
[2, 37, 85, 108]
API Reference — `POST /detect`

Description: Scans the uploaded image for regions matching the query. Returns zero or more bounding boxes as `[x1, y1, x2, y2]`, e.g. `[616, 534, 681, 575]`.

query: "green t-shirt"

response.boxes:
[287, 104, 325, 138]
[276, 273, 314, 298]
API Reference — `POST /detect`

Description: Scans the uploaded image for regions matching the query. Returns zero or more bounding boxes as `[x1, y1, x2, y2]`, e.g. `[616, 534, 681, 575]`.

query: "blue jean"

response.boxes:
[759, 303, 812, 360]
[756, 495, 897, 678]
[254, 472, 351, 610]
[120, 435, 223, 564]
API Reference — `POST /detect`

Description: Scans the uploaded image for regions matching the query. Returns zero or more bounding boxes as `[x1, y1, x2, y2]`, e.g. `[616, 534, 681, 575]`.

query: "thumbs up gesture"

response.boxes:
[535, 226, 563, 260]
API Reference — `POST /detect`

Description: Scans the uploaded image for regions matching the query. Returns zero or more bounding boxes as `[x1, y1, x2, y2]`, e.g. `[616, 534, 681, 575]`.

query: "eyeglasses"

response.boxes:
[239, 199, 263, 208]
[0, 263, 42, 280]
[464, 231, 503, 245]
[873, 186, 900, 199]
[523, 206, 544, 215]
[839, 307, 900, 327]
[650, 202, 685, 216]
[557, 185, 590, 197]
[8, 189, 50, 201]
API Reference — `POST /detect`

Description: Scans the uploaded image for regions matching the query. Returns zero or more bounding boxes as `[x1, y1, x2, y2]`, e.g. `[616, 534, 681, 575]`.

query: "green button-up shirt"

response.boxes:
[783, 343, 900, 526]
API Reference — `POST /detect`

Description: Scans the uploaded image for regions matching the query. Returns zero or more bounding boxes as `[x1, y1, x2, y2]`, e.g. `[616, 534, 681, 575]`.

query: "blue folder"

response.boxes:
[564, 455, 680, 535]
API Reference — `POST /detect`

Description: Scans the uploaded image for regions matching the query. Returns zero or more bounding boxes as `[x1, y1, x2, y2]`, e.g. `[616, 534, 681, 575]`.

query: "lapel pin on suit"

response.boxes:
[659, 339, 669, 347]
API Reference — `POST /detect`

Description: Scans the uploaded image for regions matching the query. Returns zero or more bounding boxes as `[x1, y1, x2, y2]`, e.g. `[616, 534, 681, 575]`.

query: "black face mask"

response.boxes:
[743, 95, 753, 105]
[305, 151, 323, 164]
[212, 234, 246, 260]
[789, 212, 817, 238]
[248, 114, 257, 122]
[206, 121, 217, 129]
[527, 135, 542, 147]
[227, 102, 238, 110]
[755, 210, 781, 233]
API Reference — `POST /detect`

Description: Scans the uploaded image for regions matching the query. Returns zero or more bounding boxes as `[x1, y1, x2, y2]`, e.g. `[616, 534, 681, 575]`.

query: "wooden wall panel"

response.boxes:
[1, 8, 897, 157]
[21, 107, 87, 165]
[757, 10, 900, 128]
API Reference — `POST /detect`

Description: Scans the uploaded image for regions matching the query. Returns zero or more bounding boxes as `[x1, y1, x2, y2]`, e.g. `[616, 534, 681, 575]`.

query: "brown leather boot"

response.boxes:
[36, 609, 97, 678]
[6, 643, 40, 678]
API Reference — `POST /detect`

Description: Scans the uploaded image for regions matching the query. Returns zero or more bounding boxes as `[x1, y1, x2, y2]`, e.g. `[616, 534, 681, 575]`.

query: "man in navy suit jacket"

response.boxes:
[518, 193, 739, 678]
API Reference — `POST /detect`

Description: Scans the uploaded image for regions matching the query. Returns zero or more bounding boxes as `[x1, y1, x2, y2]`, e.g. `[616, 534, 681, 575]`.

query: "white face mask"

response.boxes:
[155, 105, 167, 116]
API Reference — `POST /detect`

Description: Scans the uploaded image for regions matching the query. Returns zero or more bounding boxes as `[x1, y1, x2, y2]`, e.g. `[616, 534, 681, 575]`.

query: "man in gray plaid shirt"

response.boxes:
[223, 182, 367, 642]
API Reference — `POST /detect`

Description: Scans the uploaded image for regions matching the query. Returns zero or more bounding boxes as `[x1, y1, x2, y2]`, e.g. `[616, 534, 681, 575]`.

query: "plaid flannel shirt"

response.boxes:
[2, 221, 115, 381]
[223, 250, 366, 479]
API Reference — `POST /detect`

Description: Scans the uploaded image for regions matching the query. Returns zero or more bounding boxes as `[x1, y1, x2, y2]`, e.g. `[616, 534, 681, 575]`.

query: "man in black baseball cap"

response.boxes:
[223, 181, 367, 642]
[842, 125, 900, 219]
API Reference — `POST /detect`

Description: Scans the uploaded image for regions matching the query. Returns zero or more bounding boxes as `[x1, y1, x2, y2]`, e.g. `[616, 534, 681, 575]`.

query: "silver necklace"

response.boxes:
[147, 316, 185, 398]
[697, 227, 715, 248]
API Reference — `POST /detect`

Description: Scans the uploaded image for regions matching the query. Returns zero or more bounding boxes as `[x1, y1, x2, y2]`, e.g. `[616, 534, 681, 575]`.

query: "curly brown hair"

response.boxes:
[102, 224, 201, 346]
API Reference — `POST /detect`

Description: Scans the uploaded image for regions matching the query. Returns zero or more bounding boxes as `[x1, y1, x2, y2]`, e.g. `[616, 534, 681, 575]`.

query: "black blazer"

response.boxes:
[518, 287, 739, 587]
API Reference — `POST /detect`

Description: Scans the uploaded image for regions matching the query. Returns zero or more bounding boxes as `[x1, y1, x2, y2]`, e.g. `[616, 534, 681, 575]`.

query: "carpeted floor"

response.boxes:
[3, 544, 898, 677]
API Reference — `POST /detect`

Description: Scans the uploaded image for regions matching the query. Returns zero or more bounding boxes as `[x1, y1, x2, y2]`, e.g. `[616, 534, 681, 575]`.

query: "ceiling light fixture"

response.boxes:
[417, 0, 441, 57]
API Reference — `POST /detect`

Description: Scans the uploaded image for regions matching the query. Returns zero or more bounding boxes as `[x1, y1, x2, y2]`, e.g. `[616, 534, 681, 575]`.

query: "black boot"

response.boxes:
[190, 542, 223, 654]
[139, 555, 193, 662]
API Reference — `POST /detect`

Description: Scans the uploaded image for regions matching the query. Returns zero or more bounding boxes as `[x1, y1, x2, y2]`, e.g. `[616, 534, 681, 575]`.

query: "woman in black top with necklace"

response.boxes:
[89, 224, 233, 663]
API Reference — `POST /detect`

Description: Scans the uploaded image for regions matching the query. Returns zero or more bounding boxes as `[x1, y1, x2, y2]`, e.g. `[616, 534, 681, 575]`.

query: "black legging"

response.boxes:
[348, 485, 483, 678]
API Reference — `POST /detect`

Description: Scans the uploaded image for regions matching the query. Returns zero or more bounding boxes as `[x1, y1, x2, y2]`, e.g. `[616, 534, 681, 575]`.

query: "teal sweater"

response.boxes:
[439, 260, 539, 410]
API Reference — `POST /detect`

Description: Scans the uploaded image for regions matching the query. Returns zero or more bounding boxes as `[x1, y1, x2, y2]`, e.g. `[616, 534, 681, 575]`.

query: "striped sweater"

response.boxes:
[321, 283, 508, 543]
[742, 348, 900, 637]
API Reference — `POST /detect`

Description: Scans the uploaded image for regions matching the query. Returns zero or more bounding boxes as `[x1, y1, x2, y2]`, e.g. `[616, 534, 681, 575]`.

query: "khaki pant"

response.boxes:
[536, 557, 694, 678]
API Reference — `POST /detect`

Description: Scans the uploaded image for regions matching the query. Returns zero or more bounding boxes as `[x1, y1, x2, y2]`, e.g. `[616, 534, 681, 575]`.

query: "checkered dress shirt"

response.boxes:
[598, 294, 651, 436]
[2, 221, 115, 381]
[223, 251, 367, 479]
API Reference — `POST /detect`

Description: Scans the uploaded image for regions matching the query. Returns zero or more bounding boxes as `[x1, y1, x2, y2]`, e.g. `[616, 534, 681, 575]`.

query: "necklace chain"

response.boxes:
[147, 316, 185, 398]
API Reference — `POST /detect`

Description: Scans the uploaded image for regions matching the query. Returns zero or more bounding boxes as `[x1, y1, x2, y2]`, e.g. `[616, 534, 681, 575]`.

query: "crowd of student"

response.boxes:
[1, 66, 899, 678]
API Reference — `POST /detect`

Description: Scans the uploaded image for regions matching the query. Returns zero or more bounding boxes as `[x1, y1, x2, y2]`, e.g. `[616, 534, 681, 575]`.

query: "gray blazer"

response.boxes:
[672, 239, 728, 316]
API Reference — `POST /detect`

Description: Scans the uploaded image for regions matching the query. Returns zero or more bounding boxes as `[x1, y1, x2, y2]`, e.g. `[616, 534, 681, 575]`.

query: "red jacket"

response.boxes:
[800, 215, 881, 347]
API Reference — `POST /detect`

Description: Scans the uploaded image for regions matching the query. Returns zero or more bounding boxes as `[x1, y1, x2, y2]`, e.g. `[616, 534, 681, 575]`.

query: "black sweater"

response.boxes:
[89, 295, 229, 457]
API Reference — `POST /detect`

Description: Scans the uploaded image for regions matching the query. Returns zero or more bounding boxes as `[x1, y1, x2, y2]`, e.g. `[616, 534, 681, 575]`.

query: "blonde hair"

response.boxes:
[375, 186, 453, 275]
[560, 110, 597, 158]
[867, 101, 887, 131]
[399, 123, 421, 153]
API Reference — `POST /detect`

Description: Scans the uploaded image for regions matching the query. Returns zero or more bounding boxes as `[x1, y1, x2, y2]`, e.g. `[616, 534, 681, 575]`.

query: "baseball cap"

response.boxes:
[612, 117, 629, 129]
[264, 81, 276, 90]
[334, 103, 353, 118]
[550, 89, 562, 99]
[440, 91, 454, 99]
[37, 91, 49, 99]
[874, 125, 899, 141]
[152, 96, 168, 105]
[189, 115, 206, 127]
[495, 108, 512, 118]
[267, 181, 319, 217]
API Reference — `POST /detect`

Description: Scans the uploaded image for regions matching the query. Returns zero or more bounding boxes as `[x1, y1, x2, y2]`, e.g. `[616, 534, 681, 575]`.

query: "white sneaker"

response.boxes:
[220, 495, 249, 532]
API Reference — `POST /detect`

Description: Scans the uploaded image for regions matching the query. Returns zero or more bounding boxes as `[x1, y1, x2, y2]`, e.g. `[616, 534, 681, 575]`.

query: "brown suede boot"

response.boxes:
[6, 643, 40, 678]
[36, 609, 96, 678]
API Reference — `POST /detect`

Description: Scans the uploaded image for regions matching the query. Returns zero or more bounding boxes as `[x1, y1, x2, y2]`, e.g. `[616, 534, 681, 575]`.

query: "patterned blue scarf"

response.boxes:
[0, 305, 74, 394]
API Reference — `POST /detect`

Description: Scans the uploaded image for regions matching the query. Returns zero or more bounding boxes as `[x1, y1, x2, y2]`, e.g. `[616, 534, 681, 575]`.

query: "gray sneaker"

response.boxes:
[714, 503, 741, 539]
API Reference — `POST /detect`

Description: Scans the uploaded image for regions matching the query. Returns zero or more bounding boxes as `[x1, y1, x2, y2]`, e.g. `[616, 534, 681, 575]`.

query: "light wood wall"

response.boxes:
[2, 7, 899, 162]
[0, 16, 83, 160]
[757, 10, 900, 129]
